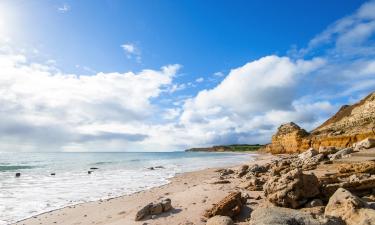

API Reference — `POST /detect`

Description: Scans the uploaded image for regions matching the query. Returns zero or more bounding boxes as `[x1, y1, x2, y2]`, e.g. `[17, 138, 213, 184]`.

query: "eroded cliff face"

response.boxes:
[266, 92, 375, 154]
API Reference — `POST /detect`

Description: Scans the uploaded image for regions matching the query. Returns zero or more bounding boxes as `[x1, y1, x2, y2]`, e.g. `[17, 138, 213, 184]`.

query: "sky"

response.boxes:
[0, 0, 374, 152]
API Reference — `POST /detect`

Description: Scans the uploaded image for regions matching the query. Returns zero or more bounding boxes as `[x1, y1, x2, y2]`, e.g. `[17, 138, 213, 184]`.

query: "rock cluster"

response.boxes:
[216, 137, 375, 224]
[135, 198, 172, 221]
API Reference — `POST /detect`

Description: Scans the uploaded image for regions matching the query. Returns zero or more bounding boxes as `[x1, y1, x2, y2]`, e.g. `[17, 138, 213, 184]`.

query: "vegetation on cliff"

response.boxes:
[186, 144, 263, 152]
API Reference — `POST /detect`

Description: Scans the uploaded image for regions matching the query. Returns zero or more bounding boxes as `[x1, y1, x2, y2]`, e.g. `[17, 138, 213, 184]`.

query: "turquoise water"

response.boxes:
[0, 151, 254, 224]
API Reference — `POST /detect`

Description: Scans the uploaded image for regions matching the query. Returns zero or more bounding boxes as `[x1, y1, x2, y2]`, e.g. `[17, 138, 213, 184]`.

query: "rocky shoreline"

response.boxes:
[14, 92, 375, 225]
[14, 140, 375, 225]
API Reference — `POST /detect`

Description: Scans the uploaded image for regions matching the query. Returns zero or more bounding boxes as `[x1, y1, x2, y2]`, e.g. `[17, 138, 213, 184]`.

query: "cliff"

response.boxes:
[265, 92, 375, 154]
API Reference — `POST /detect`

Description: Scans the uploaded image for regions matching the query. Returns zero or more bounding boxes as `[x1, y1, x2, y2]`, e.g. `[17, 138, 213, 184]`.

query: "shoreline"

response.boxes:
[13, 152, 270, 225]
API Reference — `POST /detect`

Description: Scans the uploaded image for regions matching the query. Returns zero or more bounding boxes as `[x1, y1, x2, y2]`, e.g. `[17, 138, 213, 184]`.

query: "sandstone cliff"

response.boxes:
[266, 92, 375, 153]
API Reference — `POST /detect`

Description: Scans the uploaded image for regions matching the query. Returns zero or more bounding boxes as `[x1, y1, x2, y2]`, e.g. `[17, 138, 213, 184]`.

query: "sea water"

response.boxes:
[0, 151, 254, 224]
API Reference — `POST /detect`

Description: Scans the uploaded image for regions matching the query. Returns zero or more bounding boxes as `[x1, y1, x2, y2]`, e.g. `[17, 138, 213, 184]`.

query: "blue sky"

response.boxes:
[0, 0, 374, 151]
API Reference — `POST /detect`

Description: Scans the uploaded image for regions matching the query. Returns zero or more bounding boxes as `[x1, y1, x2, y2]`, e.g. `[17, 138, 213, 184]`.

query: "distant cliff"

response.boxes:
[186, 144, 263, 152]
[265, 91, 375, 154]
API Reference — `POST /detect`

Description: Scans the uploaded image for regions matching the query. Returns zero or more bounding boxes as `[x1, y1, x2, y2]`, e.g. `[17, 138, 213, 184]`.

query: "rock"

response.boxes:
[211, 180, 231, 184]
[329, 147, 353, 160]
[305, 199, 324, 208]
[204, 192, 244, 218]
[319, 146, 338, 156]
[354, 138, 375, 151]
[50, 173, 56, 176]
[265, 122, 310, 154]
[248, 164, 268, 173]
[325, 188, 375, 225]
[90, 167, 99, 170]
[299, 148, 318, 160]
[149, 203, 163, 215]
[220, 169, 234, 176]
[302, 154, 325, 170]
[338, 161, 375, 174]
[206, 216, 234, 225]
[263, 168, 320, 208]
[237, 165, 249, 177]
[135, 203, 153, 221]
[249, 207, 340, 225]
[88, 171, 92, 174]
[15, 172, 21, 177]
[154, 166, 165, 169]
[265, 92, 375, 154]
[348, 174, 371, 182]
[238, 177, 264, 191]
[321, 177, 375, 198]
[148, 167, 155, 170]
[161, 198, 172, 211]
[135, 199, 173, 221]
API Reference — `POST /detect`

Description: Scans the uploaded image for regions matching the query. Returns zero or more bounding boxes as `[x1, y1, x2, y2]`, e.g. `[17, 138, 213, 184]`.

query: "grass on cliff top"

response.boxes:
[216, 144, 264, 152]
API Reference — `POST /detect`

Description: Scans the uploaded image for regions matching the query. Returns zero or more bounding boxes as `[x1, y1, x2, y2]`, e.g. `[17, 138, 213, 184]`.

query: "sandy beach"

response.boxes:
[13, 153, 275, 225]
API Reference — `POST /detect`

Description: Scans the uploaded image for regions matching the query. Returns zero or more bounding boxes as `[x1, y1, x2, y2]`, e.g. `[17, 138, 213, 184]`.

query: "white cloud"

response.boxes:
[121, 43, 141, 63]
[58, 4, 70, 13]
[2, 1, 375, 152]
[195, 77, 204, 83]
[0, 48, 180, 151]
[213, 71, 224, 77]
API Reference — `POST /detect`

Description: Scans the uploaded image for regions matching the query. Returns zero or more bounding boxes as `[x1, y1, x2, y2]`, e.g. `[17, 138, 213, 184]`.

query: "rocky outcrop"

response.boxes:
[325, 188, 375, 225]
[204, 192, 245, 218]
[265, 122, 310, 154]
[266, 92, 375, 154]
[263, 168, 320, 208]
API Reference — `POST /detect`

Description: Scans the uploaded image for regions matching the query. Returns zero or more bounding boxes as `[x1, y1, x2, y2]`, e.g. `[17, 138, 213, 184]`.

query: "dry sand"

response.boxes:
[14, 153, 276, 225]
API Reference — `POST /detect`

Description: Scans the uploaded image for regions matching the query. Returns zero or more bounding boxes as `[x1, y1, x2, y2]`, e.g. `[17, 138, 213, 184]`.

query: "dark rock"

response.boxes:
[204, 192, 244, 218]
[15, 172, 21, 177]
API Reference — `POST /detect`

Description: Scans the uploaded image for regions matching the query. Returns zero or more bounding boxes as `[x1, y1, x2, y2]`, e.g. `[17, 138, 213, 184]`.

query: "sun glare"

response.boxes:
[0, 2, 14, 38]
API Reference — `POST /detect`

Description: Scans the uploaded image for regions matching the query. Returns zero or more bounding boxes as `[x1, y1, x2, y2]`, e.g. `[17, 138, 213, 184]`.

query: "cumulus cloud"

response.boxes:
[0, 48, 180, 151]
[2, 1, 375, 152]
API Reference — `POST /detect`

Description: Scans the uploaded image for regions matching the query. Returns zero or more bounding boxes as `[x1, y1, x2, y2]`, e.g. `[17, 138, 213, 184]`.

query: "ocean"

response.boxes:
[0, 151, 254, 224]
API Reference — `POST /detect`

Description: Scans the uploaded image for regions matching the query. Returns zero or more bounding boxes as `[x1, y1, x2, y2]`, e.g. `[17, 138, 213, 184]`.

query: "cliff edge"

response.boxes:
[265, 91, 375, 153]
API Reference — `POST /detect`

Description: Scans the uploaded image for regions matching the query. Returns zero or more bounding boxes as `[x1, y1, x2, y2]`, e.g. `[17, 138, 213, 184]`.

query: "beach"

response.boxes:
[13, 153, 275, 225]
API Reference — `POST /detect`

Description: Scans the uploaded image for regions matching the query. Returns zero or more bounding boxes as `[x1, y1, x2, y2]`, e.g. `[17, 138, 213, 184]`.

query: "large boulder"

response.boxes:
[299, 148, 318, 160]
[204, 192, 244, 218]
[354, 138, 375, 151]
[206, 216, 234, 225]
[325, 188, 375, 225]
[263, 168, 320, 208]
[249, 207, 340, 225]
